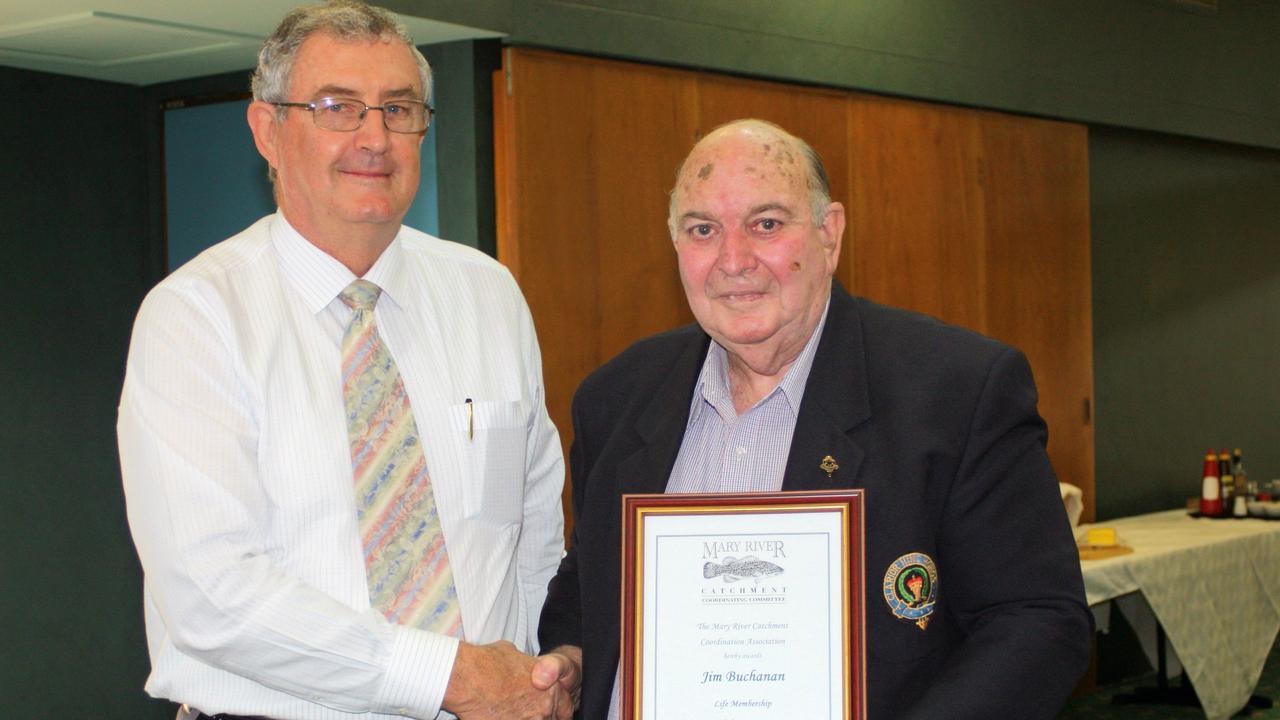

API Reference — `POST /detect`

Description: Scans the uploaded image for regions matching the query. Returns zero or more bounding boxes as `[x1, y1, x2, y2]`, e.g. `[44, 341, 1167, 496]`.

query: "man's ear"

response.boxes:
[820, 201, 846, 272]
[247, 101, 281, 170]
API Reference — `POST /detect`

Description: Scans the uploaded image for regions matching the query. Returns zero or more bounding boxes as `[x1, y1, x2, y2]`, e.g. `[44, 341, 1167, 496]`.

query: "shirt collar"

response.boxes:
[270, 212, 409, 313]
[361, 237, 410, 311]
[690, 295, 832, 421]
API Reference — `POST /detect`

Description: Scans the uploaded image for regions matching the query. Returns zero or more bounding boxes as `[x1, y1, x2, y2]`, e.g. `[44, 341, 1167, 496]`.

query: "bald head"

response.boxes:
[668, 119, 832, 238]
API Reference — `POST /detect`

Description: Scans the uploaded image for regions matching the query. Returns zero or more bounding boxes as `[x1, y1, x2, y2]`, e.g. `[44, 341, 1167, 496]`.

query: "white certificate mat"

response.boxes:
[621, 491, 865, 720]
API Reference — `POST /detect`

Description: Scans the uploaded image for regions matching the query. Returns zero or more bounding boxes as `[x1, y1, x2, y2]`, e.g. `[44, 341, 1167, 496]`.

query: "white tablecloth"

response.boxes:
[1079, 509, 1280, 720]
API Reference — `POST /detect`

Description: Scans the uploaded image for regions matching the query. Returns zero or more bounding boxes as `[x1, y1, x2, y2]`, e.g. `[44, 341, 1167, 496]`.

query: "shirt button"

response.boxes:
[735, 446, 747, 457]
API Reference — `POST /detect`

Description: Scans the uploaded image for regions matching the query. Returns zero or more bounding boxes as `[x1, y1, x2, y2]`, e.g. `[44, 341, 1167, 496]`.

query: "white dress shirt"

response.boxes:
[117, 214, 565, 719]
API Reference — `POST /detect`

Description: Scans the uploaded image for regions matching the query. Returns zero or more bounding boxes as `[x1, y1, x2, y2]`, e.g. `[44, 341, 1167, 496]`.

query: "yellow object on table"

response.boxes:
[1077, 526, 1133, 560]
[1085, 527, 1117, 546]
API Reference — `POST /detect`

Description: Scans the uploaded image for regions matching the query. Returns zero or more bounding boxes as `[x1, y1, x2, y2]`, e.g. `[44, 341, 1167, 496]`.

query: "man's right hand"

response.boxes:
[442, 641, 571, 719]
[531, 645, 582, 720]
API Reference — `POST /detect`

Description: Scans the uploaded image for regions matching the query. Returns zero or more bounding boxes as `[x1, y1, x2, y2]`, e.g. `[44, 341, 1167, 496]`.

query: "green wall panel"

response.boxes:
[1091, 126, 1280, 520]
[0, 65, 174, 718]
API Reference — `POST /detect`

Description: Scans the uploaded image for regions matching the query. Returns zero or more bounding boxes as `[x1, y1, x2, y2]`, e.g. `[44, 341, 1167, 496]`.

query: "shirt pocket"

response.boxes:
[448, 399, 528, 526]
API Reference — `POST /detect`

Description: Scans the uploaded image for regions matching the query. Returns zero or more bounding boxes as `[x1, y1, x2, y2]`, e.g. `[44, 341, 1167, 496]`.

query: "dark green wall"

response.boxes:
[0, 65, 173, 717]
[1090, 126, 1280, 520]
[389, 0, 1280, 150]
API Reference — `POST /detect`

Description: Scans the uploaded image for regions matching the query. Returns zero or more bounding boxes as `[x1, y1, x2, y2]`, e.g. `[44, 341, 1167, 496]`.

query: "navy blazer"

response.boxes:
[539, 282, 1091, 719]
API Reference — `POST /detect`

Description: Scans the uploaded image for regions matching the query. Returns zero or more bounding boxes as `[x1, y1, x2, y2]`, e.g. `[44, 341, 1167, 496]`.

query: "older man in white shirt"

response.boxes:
[117, 3, 579, 719]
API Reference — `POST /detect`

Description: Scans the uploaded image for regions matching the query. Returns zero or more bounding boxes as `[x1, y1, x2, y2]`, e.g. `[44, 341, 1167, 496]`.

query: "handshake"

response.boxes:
[443, 641, 583, 720]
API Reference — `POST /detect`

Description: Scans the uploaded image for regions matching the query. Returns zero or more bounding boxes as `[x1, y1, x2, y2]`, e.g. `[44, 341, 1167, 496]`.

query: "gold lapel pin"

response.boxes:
[820, 455, 839, 477]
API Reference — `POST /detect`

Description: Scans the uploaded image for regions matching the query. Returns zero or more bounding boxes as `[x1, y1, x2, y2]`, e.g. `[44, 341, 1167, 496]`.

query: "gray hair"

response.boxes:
[667, 119, 833, 238]
[251, 0, 432, 110]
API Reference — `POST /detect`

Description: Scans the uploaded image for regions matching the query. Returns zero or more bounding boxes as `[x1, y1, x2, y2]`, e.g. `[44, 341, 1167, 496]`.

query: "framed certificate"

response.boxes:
[620, 490, 866, 720]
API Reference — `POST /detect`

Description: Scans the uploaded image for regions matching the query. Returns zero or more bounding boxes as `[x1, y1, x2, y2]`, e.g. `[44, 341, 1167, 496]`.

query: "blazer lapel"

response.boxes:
[783, 282, 871, 491]
[614, 329, 711, 495]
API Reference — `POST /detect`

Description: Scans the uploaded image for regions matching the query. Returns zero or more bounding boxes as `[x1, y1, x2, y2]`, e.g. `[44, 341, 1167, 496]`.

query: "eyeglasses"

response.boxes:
[273, 97, 434, 133]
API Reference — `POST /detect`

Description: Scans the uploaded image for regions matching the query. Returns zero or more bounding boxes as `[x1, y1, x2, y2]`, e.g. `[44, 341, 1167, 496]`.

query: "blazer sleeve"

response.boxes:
[902, 347, 1093, 719]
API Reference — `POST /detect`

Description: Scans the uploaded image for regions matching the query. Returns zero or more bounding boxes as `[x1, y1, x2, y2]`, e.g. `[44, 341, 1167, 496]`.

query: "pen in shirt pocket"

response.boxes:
[465, 398, 474, 441]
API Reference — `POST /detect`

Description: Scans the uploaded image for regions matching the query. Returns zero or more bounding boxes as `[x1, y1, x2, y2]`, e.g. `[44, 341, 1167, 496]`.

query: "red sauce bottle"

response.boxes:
[1200, 449, 1222, 517]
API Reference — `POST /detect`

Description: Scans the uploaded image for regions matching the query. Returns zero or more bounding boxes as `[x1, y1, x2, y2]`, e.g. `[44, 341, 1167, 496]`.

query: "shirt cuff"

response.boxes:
[374, 626, 460, 718]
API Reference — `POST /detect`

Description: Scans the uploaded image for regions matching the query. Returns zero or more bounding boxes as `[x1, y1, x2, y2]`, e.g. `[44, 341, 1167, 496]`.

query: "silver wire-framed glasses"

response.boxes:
[273, 97, 433, 133]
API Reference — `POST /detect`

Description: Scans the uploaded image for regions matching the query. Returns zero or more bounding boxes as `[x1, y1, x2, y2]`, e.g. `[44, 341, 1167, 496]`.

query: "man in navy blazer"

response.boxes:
[538, 119, 1091, 719]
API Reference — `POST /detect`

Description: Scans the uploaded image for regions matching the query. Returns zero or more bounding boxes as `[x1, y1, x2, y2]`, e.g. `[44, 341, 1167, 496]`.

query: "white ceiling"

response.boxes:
[0, 1, 503, 85]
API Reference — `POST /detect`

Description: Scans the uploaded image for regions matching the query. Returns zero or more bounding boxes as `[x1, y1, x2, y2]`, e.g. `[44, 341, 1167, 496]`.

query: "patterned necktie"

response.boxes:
[340, 279, 462, 637]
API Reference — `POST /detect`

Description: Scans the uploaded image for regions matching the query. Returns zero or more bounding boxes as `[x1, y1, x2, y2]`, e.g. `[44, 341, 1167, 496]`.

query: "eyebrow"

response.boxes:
[312, 84, 422, 100]
[382, 87, 420, 99]
[678, 211, 716, 225]
[678, 203, 798, 225]
[748, 203, 796, 217]
[313, 84, 358, 98]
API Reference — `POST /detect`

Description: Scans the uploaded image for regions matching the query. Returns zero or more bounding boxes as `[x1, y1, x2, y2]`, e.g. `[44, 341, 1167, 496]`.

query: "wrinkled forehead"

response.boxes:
[675, 131, 809, 210]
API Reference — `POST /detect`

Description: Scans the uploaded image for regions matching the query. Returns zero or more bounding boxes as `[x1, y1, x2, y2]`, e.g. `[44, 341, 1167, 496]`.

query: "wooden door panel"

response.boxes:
[495, 49, 600, 445]
[846, 95, 989, 333]
[586, 61, 699, 361]
[979, 115, 1094, 515]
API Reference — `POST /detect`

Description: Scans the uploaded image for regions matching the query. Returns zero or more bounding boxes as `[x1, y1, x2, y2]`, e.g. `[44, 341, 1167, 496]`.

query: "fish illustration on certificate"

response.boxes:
[620, 490, 866, 720]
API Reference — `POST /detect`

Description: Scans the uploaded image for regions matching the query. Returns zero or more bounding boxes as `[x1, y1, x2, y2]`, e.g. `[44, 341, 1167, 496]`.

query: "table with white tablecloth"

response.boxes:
[1079, 509, 1280, 719]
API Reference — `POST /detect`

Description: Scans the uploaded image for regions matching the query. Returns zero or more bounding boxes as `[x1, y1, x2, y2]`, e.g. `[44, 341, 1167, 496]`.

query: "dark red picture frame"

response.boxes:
[620, 489, 866, 720]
